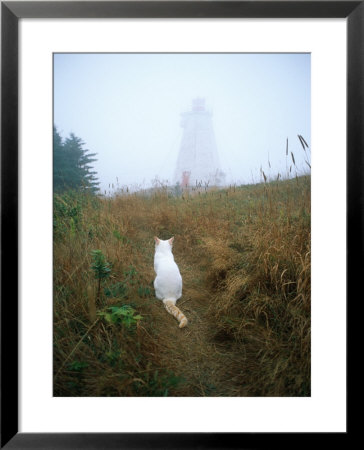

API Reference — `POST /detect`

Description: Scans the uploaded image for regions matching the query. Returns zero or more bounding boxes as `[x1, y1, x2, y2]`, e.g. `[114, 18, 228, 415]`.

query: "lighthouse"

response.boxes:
[174, 98, 225, 188]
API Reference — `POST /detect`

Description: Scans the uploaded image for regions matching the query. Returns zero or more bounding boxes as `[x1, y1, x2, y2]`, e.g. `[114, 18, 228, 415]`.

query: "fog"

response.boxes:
[54, 53, 310, 193]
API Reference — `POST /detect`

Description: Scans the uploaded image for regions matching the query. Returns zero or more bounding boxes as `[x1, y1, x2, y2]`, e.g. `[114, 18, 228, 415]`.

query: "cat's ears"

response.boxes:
[154, 236, 174, 245]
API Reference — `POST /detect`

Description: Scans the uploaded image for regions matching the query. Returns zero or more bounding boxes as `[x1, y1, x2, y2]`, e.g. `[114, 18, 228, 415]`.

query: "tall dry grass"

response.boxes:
[54, 175, 310, 396]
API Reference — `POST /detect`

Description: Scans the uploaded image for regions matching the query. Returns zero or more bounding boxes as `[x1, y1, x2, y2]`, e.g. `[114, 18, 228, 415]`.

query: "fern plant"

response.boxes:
[90, 249, 112, 303]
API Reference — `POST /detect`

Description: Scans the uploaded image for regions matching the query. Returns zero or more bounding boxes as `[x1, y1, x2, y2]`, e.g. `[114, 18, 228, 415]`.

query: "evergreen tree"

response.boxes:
[53, 126, 66, 190]
[53, 126, 99, 194]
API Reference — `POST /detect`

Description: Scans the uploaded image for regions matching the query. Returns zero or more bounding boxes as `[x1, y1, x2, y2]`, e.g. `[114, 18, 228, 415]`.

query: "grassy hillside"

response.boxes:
[53, 176, 310, 396]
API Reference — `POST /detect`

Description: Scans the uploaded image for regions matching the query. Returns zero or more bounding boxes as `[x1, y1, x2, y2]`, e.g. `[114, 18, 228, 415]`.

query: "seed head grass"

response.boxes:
[54, 175, 310, 396]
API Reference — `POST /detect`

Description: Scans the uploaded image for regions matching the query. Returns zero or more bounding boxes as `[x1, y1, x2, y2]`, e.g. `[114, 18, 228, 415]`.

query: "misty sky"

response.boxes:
[54, 53, 310, 193]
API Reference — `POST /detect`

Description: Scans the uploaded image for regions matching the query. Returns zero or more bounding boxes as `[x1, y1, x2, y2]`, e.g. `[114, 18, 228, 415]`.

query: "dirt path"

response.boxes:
[150, 258, 239, 397]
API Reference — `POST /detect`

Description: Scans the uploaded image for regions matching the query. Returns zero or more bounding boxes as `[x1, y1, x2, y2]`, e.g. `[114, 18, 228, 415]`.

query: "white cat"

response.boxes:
[154, 236, 188, 328]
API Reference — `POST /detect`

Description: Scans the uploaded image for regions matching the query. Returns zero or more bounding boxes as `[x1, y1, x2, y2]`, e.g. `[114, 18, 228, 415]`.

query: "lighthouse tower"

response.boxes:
[174, 98, 225, 188]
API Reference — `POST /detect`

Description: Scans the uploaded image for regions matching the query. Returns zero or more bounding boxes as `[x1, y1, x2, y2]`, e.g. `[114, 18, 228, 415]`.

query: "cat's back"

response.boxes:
[153, 237, 182, 302]
[154, 248, 180, 275]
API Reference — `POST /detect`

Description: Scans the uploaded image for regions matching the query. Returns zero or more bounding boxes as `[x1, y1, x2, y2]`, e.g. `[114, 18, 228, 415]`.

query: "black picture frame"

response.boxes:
[1, 1, 358, 448]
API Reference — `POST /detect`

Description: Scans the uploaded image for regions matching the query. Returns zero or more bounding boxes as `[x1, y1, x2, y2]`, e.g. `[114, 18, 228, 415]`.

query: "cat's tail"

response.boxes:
[163, 299, 188, 328]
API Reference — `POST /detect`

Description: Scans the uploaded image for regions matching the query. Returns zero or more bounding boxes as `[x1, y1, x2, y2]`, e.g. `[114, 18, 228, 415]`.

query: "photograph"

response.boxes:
[53, 52, 311, 397]
[1, 0, 357, 445]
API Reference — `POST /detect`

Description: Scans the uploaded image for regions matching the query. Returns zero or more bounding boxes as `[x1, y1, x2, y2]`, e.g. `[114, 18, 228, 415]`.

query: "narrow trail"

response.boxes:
[150, 257, 241, 397]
